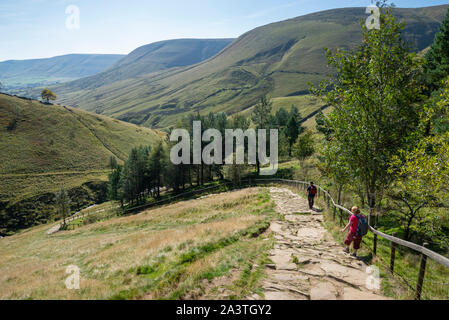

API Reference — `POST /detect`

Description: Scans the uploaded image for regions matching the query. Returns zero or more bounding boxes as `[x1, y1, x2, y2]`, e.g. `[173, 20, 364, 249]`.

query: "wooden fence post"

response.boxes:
[373, 227, 378, 256]
[333, 205, 336, 221]
[390, 233, 396, 273]
[415, 243, 429, 300]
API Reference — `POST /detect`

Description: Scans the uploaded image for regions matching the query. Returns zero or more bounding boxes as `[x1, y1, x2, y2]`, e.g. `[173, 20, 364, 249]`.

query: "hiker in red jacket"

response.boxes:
[306, 182, 317, 209]
[341, 206, 363, 257]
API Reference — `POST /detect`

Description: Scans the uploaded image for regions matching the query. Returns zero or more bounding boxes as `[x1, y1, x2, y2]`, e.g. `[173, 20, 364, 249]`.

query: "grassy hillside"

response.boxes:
[0, 54, 124, 89]
[0, 93, 163, 234]
[0, 188, 275, 299]
[36, 39, 234, 104]
[47, 5, 449, 128]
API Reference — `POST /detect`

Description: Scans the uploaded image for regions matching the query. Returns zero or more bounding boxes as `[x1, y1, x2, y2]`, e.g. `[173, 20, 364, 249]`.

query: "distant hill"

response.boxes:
[0, 54, 124, 89]
[0, 93, 163, 234]
[47, 5, 449, 128]
[46, 39, 234, 95]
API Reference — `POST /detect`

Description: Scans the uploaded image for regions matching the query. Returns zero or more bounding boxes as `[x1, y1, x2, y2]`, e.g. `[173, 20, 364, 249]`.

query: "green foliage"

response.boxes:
[109, 155, 118, 170]
[423, 8, 449, 92]
[251, 96, 274, 129]
[315, 111, 332, 139]
[283, 115, 303, 157]
[41, 88, 56, 103]
[391, 78, 449, 205]
[293, 131, 315, 162]
[6, 118, 17, 131]
[312, 4, 424, 209]
[107, 165, 122, 201]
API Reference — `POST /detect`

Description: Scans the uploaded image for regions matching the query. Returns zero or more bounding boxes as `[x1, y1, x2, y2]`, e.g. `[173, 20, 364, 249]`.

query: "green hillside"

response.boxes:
[47, 5, 449, 128]
[0, 54, 124, 89]
[0, 93, 163, 234]
[38, 39, 234, 103]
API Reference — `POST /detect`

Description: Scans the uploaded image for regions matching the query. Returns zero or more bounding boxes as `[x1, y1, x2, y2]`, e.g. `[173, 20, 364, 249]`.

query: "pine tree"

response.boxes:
[283, 116, 300, 157]
[109, 155, 118, 170]
[108, 164, 122, 201]
[148, 142, 165, 198]
[424, 8, 449, 92]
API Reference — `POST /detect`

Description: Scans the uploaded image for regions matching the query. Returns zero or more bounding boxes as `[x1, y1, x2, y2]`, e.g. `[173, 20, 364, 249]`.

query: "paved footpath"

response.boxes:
[250, 187, 388, 300]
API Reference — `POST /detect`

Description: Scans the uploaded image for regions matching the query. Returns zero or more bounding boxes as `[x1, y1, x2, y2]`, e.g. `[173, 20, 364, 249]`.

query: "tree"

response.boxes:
[54, 188, 71, 229]
[315, 111, 332, 139]
[391, 78, 449, 205]
[223, 154, 248, 187]
[41, 89, 56, 103]
[108, 164, 122, 202]
[386, 181, 442, 241]
[284, 116, 300, 157]
[318, 142, 352, 209]
[109, 155, 118, 170]
[120, 146, 149, 205]
[275, 108, 289, 128]
[423, 8, 449, 93]
[147, 142, 166, 198]
[251, 96, 275, 174]
[293, 131, 315, 164]
[289, 106, 302, 123]
[312, 3, 424, 224]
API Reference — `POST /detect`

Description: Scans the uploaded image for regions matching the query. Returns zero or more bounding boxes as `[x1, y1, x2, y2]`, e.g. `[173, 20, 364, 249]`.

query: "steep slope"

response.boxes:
[0, 54, 124, 89]
[50, 5, 449, 128]
[0, 93, 164, 234]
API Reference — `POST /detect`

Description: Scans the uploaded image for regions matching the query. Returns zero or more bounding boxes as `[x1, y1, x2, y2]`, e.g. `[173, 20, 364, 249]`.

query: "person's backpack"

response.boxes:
[309, 186, 317, 195]
[356, 214, 369, 236]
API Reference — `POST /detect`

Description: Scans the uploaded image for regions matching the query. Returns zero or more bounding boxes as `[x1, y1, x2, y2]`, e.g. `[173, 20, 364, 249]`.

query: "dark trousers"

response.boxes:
[308, 195, 315, 209]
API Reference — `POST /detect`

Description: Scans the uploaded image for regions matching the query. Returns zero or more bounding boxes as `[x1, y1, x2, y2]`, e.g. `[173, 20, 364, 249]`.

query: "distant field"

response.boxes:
[0, 188, 276, 300]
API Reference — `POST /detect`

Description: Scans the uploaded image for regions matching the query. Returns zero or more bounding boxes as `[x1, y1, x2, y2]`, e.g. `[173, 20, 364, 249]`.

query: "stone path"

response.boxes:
[250, 187, 388, 300]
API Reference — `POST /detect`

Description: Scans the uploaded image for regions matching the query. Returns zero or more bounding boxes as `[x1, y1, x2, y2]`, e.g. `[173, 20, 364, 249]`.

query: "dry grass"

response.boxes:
[0, 187, 274, 300]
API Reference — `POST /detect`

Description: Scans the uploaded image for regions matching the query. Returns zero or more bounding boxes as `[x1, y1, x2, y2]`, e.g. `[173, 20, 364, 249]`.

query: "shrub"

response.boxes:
[7, 119, 17, 131]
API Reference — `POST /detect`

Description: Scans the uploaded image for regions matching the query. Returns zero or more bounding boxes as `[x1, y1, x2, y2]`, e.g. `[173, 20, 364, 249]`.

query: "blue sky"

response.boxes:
[1, 0, 448, 61]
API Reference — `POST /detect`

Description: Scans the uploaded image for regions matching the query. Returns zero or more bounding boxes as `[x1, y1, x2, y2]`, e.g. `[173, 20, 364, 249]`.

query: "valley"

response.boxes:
[1, 2, 449, 302]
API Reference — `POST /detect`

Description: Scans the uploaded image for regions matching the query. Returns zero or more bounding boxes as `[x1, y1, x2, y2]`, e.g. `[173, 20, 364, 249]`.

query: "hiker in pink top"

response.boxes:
[341, 206, 363, 257]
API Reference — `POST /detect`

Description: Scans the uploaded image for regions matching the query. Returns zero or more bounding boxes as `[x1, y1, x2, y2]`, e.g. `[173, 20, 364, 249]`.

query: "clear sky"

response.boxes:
[1, 0, 448, 62]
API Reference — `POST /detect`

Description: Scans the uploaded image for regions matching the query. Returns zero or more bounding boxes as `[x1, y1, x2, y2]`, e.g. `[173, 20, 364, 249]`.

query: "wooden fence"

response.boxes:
[253, 178, 449, 300]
